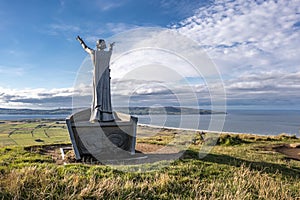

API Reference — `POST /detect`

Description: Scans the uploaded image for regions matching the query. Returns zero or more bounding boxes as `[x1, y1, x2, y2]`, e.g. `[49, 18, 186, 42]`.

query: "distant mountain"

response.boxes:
[115, 106, 226, 115]
[0, 108, 72, 115]
[0, 107, 226, 115]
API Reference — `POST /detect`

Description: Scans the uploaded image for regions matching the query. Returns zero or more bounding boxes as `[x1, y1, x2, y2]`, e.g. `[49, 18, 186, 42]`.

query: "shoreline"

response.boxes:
[0, 118, 298, 138]
[138, 123, 299, 138]
[1, 109, 300, 136]
[1, 119, 299, 162]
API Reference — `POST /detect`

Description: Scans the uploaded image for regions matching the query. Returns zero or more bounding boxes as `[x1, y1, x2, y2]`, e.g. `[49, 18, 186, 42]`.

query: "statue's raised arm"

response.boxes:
[109, 42, 115, 51]
[76, 36, 93, 54]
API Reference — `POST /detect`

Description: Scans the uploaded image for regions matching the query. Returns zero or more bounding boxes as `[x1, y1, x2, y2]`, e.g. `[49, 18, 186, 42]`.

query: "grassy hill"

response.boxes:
[0, 120, 299, 199]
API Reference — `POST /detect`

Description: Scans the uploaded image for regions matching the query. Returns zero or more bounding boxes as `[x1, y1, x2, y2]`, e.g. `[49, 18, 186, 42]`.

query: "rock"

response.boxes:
[289, 143, 300, 148]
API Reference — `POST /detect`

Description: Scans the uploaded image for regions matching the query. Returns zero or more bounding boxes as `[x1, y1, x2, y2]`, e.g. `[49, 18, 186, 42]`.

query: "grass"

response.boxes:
[0, 120, 300, 199]
[0, 120, 69, 146]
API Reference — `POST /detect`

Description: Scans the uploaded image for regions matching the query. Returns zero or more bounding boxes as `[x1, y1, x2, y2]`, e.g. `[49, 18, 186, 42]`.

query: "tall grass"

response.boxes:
[0, 163, 299, 199]
[0, 122, 300, 199]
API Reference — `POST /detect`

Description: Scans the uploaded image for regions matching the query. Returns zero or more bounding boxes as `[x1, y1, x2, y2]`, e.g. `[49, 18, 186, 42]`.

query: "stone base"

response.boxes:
[66, 108, 138, 160]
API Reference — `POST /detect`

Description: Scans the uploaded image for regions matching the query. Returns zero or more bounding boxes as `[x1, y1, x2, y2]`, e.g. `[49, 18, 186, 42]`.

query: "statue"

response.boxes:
[65, 36, 138, 161]
[76, 36, 115, 122]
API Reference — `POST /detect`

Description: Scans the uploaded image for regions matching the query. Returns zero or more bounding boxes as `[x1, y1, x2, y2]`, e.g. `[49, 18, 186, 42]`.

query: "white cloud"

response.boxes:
[0, 87, 76, 109]
[108, 28, 223, 81]
[3, 68, 297, 109]
[223, 70, 300, 108]
[172, 0, 300, 108]
[177, 0, 300, 74]
[3, 1, 299, 109]
[159, 0, 212, 20]
[94, 0, 125, 11]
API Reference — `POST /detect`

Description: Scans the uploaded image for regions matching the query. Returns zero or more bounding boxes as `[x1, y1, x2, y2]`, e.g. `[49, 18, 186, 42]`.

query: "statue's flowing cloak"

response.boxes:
[89, 49, 114, 122]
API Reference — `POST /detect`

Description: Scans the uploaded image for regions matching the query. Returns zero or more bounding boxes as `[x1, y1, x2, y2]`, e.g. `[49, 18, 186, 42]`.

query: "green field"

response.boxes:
[0, 120, 70, 147]
[0, 120, 300, 199]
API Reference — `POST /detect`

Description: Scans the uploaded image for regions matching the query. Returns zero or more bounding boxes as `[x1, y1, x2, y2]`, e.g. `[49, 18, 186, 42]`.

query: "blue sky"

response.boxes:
[0, 0, 203, 89]
[0, 0, 299, 110]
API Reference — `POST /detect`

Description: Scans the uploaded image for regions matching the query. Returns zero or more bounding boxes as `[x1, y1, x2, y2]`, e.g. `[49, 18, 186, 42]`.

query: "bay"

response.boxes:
[0, 110, 299, 137]
[136, 110, 300, 137]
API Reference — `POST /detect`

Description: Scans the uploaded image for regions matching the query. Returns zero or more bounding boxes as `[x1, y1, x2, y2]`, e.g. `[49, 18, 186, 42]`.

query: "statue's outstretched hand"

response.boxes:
[110, 42, 115, 47]
[76, 36, 83, 42]
[109, 42, 115, 50]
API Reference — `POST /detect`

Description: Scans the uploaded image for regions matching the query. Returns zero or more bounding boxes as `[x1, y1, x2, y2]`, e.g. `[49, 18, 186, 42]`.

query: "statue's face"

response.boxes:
[96, 40, 106, 50]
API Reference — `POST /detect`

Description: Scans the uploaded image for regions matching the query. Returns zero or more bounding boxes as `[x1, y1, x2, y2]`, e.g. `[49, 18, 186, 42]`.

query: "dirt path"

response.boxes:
[258, 143, 300, 161]
[27, 142, 300, 165]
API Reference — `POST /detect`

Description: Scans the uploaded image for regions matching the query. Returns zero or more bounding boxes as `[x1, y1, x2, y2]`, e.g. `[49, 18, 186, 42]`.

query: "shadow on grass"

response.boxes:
[197, 152, 300, 179]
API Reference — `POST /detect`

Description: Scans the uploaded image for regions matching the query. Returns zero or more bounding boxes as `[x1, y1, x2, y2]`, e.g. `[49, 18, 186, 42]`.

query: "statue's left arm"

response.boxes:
[109, 42, 115, 52]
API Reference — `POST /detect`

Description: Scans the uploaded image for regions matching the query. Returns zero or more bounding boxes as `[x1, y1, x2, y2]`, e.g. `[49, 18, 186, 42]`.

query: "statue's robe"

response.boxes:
[89, 49, 114, 122]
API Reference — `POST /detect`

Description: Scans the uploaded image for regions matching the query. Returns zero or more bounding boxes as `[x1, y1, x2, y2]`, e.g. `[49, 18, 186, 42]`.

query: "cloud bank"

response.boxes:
[176, 0, 300, 108]
[177, 0, 300, 74]
[1, 0, 299, 110]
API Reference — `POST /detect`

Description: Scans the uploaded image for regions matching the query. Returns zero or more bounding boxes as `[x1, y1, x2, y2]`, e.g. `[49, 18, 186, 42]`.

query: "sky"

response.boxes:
[0, 0, 299, 110]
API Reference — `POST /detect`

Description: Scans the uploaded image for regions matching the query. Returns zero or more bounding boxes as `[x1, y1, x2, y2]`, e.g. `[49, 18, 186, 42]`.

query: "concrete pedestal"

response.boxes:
[66, 108, 137, 160]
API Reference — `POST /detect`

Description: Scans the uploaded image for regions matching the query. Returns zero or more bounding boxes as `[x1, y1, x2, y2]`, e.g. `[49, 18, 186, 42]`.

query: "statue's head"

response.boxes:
[96, 39, 106, 50]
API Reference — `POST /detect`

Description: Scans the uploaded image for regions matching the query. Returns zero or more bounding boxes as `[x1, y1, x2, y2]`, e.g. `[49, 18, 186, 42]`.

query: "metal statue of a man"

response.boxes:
[76, 36, 115, 122]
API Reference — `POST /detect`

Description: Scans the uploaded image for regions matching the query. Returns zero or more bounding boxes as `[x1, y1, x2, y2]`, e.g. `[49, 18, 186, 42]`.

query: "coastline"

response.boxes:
[1, 109, 300, 136]
[1, 119, 299, 162]
[0, 117, 298, 137]
[138, 123, 298, 138]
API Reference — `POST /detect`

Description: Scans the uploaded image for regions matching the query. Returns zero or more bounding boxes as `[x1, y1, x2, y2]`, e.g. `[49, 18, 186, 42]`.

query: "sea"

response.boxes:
[0, 110, 299, 137]
[137, 110, 300, 137]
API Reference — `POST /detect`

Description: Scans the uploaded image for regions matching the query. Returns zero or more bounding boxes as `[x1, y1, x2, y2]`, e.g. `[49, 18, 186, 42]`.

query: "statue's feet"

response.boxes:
[89, 119, 99, 123]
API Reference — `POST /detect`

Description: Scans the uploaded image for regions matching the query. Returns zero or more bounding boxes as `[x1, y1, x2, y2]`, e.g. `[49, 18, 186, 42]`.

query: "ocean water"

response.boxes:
[0, 110, 299, 136]
[136, 110, 300, 137]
